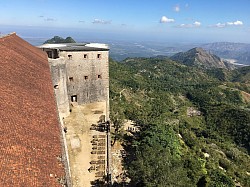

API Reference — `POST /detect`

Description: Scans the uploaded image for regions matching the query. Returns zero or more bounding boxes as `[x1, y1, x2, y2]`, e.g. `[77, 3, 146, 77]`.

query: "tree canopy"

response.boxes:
[110, 57, 250, 186]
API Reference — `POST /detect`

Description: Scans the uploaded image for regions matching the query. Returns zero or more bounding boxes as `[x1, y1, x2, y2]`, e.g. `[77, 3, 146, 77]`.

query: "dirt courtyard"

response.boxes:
[63, 101, 107, 187]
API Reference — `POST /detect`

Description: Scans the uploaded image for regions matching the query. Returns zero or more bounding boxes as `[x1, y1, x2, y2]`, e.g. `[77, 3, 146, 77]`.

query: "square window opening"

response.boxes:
[97, 54, 101, 59]
[69, 77, 74, 82]
[84, 76, 88, 80]
[84, 54, 88, 59]
[71, 95, 77, 102]
[47, 51, 52, 58]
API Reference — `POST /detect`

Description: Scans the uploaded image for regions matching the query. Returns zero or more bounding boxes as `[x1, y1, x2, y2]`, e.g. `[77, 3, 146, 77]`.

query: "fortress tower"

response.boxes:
[39, 43, 109, 118]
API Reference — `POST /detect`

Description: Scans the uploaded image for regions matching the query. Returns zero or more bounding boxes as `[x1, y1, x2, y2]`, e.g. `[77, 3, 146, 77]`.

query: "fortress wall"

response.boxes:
[49, 58, 70, 118]
[60, 51, 109, 105]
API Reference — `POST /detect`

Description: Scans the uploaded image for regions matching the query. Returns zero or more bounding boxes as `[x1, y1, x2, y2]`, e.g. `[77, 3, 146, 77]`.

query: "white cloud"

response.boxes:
[227, 21, 243, 26]
[232, 20, 243, 25]
[178, 24, 191, 28]
[215, 23, 226, 28]
[160, 16, 175, 23]
[212, 20, 243, 28]
[227, 22, 234, 26]
[174, 5, 180, 12]
[177, 21, 201, 28]
[92, 19, 111, 24]
[193, 21, 201, 27]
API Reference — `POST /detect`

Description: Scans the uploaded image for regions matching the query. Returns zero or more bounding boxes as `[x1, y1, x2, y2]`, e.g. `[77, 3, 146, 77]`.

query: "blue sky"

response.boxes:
[0, 0, 250, 43]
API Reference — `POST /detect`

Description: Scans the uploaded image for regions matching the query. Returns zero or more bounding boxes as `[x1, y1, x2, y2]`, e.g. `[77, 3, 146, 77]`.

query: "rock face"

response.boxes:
[171, 47, 228, 69]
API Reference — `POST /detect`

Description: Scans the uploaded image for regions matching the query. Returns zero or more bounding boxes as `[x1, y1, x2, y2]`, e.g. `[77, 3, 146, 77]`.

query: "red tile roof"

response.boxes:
[0, 33, 66, 186]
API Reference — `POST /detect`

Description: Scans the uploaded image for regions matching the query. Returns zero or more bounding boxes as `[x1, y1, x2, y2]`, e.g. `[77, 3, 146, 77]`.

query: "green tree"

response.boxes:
[208, 170, 234, 187]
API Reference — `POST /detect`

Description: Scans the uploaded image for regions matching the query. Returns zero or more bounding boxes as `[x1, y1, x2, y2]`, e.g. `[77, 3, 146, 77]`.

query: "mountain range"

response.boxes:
[24, 36, 250, 66]
[107, 41, 250, 65]
[201, 42, 250, 65]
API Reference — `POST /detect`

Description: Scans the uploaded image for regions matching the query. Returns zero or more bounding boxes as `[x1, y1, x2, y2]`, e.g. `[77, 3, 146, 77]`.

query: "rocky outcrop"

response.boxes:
[171, 47, 229, 69]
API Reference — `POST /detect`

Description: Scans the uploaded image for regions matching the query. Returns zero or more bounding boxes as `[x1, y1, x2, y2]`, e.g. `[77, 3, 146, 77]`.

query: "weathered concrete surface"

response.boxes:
[62, 50, 109, 105]
[49, 58, 70, 118]
[63, 102, 107, 187]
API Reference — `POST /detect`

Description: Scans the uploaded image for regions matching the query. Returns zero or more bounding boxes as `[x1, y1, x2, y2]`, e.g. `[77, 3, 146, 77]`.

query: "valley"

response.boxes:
[109, 57, 250, 186]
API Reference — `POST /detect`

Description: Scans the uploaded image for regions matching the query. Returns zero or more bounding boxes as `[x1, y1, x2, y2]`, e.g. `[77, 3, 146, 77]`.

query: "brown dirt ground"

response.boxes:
[241, 91, 250, 103]
[63, 102, 107, 187]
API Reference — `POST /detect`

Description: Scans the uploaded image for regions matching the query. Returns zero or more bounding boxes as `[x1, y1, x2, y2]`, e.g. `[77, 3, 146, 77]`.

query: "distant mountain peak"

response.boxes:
[170, 47, 230, 69]
[190, 47, 204, 52]
[43, 36, 76, 44]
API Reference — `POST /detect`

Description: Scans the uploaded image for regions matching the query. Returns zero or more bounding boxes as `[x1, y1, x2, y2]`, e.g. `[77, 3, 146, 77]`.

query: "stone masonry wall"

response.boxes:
[49, 58, 70, 118]
[60, 50, 109, 106]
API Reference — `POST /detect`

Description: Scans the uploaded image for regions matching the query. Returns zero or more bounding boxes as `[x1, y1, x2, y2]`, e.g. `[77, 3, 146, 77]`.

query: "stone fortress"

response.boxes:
[39, 43, 110, 119]
[39, 42, 111, 186]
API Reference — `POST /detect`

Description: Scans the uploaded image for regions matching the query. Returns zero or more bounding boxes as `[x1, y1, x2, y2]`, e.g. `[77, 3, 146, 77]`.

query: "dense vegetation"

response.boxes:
[109, 57, 250, 187]
[43, 36, 76, 44]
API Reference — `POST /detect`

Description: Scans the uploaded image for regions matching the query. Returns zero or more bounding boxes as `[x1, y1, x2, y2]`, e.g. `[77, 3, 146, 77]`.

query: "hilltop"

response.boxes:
[43, 36, 76, 44]
[170, 47, 233, 69]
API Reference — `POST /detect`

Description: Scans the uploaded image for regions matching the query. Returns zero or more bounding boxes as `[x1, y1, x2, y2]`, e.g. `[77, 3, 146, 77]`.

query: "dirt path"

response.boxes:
[63, 102, 107, 187]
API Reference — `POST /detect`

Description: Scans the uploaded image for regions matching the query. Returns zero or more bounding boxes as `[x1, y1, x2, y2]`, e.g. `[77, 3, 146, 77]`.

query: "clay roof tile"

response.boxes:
[0, 33, 66, 187]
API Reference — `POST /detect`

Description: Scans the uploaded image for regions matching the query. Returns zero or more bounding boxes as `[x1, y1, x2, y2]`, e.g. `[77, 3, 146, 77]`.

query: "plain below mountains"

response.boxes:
[108, 41, 250, 65]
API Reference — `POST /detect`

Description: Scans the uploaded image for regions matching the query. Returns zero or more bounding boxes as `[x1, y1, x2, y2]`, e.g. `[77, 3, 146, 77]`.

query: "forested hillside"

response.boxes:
[109, 57, 250, 187]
